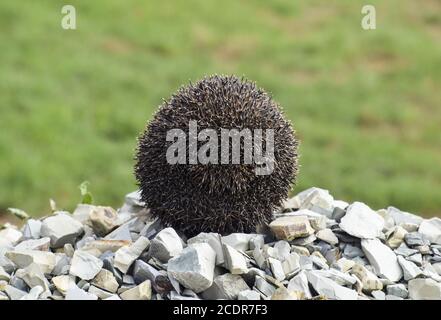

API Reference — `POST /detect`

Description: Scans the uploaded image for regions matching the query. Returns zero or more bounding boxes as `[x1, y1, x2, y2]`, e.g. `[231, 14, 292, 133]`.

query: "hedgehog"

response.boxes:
[135, 75, 299, 236]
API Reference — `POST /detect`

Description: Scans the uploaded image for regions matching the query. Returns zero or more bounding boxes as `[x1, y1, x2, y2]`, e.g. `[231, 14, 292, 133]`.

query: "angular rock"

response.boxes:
[65, 286, 98, 300]
[408, 278, 441, 300]
[282, 253, 301, 276]
[167, 243, 216, 293]
[307, 271, 358, 300]
[89, 206, 120, 237]
[287, 270, 312, 298]
[114, 236, 150, 273]
[15, 237, 51, 251]
[299, 188, 334, 218]
[387, 284, 408, 298]
[371, 290, 386, 300]
[316, 228, 339, 245]
[397, 255, 422, 281]
[339, 202, 384, 239]
[405, 232, 428, 247]
[120, 280, 152, 300]
[269, 216, 314, 241]
[361, 239, 402, 282]
[271, 287, 299, 300]
[351, 264, 383, 292]
[273, 241, 291, 261]
[0, 265, 10, 281]
[387, 207, 423, 226]
[187, 232, 224, 265]
[149, 228, 183, 262]
[104, 223, 132, 241]
[40, 213, 84, 248]
[6, 249, 56, 274]
[15, 263, 50, 296]
[88, 285, 115, 299]
[92, 269, 119, 293]
[70, 250, 103, 280]
[20, 285, 44, 300]
[52, 275, 76, 295]
[223, 244, 248, 275]
[222, 233, 260, 251]
[202, 273, 249, 300]
[22, 219, 42, 240]
[238, 289, 261, 300]
[254, 276, 276, 297]
[386, 226, 407, 249]
[268, 257, 285, 281]
[419, 218, 441, 245]
[0, 228, 22, 246]
[4, 284, 27, 300]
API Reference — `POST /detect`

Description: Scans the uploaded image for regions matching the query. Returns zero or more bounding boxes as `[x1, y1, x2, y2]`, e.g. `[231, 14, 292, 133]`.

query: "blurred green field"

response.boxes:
[1, 0, 440, 219]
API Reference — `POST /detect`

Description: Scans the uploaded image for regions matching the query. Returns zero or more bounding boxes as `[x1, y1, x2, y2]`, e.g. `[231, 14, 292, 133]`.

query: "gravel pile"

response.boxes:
[1, 187, 441, 300]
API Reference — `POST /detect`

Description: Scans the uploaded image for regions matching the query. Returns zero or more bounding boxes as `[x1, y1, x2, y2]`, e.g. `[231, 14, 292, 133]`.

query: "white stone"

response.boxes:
[0, 228, 22, 246]
[202, 273, 249, 300]
[268, 257, 285, 281]
[282, 253, 301, 275]
[408, 278, 441, 300]
[387, 284, 408, 298]
[114, 236, 150, 273]
[340, 202, 384, 239]
[307, 271, 358, 300]
[52, 275, 76, 295]
[65, 286, 98, 300]
[316, 228, 339, 245]
[149, 228, 183, 262]
[361, 239, 402, 282]
[287, 270, 312, 298]
[397, 255, 422, 281]
[273, 241, 291, 261]
[387, 207, 423, 226]
[15, 237, 51, 251]
[0, 265, 10, 281]
[315, 269, 357, 287]
[15, 263, 50, 296]
[188, 232, 224, 265]
[167, 243, 216, 293]
[222, 233, 259, 251]
[372, 290, 386, 300]
[238, 289, 261, 300]
[6, 249, 56, 274]
[92, 269, 119, 293]
[70, 250, 103, 280]
[223, 244, 248, 274]
[120, 280, 152, 300]
[22, 219, 42, 239]
[300, 188, 334, 217]
[20, 285, 44, 300]
[419, 218, 441, 245]
[40, 213, 84, 248]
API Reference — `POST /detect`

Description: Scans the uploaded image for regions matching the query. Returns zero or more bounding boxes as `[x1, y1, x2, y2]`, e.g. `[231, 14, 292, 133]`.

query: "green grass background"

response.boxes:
[1, 0, 440, 219]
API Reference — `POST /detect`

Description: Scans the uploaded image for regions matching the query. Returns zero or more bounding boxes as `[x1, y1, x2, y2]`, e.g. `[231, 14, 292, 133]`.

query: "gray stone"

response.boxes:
[4, 284, 27, 300]
[299, 188, 334, 218]
[361, 239, 402, 282]
[282, 253, 301, 275]
[287, 270, 312, 298]
[6, 249, 56, 274]
[387, 207, 423, 226]
[8, 275, 28, 291]
[222, 233, 258, 251]
[187, 232, 224, 265]
[0, 265, 10, 281]
[65, 286, 98, 300]
[40, 213, 84, 248]
[124, 190, 145, 207]
[52, 253, 71, 276]
[371, 290, 386, 300]
[408, 278, 441, 300]
[290, 234, 317, 246]
[419, 218, 441, 245]
[387, 284, 408, 298]
[223, 244, 248, 275]
[397, 255, 422, 281]
[339, 202, 384, 239]
[103, 294, 121, 300]
[149, 228, 183, 262]
[385, 294, 403, 300]
[168, 243, 216, 293]
[315, 269, 357, 287]
[307, 271, 358, 300]
[299, 255, 313, 271]
[394, 243, 418, 257]
[22, 219, 42, 240]
[202, 273, 249, 300]
[268, 257, 285, 281]
[114, 236, 150, 273]
[70, 250, 103, 280]
[19, 285, 44, 300]
[104, 223, 132, 241]
[254, 276, 276, 297]
[238, 289, 261, 300]
[72, 204, 95, 224]
[0, 228, 22, 246]
[273, 241, 291, 261]
[405, 232, 428, 247]
[408, 253, 423, 266]
[15, 263, 50, 297]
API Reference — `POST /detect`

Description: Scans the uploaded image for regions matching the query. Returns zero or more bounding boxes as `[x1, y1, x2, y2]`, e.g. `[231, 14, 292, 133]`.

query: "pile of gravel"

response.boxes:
[1, 187, 441, 300]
